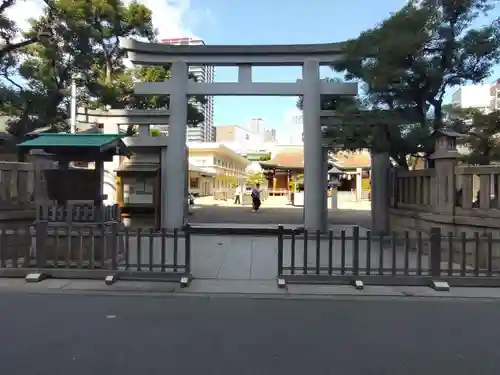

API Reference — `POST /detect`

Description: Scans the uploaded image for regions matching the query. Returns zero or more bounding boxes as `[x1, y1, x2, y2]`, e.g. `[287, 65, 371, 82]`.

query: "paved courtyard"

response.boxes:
[190, 205, 372, 227]
[128, 195, 372, 228]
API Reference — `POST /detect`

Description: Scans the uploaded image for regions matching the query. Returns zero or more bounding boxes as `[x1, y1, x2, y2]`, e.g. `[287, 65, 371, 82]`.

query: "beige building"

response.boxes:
[188, 143, 250, 197]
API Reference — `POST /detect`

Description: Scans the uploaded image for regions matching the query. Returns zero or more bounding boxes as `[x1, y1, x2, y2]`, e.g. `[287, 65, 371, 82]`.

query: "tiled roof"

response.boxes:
[260, 149, 371, 169]
[265, 150, 304, 168]
[332, 152, 371, 169]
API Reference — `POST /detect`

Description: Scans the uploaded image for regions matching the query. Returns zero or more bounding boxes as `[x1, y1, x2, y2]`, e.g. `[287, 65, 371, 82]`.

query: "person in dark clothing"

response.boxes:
[251, 183, 261, 212]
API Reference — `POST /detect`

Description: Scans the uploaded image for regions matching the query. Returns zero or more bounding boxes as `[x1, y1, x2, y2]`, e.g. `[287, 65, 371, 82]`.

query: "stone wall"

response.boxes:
[389, 156, 500, 268]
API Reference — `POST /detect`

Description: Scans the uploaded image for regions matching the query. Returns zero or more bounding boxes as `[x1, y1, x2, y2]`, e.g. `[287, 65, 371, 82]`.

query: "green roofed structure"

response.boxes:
[17, 133, 132, 218]
[16, 133, 132, 269]
[17, 133, 131, 161]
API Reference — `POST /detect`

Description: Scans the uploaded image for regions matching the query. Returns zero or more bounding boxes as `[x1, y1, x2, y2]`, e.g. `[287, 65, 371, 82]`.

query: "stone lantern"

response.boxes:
[429, 129, 462, 214]
[328, 166, 343, 210]
[430, 129, 462, 159]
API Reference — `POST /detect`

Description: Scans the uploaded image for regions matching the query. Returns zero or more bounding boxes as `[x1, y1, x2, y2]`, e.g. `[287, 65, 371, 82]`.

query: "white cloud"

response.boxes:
[139, 0, 193, 39]
[5, 0, 214, 40]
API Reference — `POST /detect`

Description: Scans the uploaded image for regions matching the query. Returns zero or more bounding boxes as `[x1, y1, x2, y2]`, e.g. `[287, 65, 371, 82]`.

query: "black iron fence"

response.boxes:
[0, 222, 190, 282]
[277, 226, 500, 287]
[2, 222, 500, 288]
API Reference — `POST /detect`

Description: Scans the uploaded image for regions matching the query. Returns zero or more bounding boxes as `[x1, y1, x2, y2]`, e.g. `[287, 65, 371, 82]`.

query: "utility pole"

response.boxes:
[70, 78, 77, 134]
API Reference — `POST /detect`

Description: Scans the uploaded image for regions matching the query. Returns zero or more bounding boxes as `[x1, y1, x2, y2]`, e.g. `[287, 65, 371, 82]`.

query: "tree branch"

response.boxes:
[0, 36, 38, 59]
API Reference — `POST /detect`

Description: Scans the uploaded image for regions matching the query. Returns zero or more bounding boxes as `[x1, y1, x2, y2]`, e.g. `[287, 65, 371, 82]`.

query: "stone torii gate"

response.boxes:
[120, 38, 358, 232]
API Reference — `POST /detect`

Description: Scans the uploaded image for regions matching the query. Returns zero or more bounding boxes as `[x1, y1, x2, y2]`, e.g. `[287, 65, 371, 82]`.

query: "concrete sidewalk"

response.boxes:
[3, 278, 500, 300]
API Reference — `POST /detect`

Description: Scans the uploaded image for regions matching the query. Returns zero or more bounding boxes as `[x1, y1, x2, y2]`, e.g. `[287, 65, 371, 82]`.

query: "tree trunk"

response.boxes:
[433, 101, 444, 130]
[105, 59, 113, 84]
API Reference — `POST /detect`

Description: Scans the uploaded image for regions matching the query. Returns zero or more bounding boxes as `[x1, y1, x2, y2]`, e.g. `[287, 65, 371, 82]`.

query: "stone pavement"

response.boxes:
[127, 194, 372, 228]
[189, 205, 372, 227]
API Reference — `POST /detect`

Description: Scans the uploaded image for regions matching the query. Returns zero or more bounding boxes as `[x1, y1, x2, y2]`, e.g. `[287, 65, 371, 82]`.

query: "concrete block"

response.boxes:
[277, 278, 286, 288]
[353, 280, 364, 290]
[431, 280, 450, 292]
[105, 274, 118, 286]
[25, 273, 45, 283]
[180, 276, 191, 288]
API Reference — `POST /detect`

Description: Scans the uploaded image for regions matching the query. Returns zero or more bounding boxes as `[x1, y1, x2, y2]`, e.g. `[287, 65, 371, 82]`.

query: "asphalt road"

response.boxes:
[0, 293, 499, 374]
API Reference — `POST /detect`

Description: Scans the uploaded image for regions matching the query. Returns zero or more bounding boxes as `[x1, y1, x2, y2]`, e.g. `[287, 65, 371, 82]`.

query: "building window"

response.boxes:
[190, 178, 199, 189]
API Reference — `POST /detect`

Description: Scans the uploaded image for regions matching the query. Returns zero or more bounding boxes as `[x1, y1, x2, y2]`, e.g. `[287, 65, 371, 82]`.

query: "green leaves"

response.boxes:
[449, 108, 500, 165]
[246, 172, 266, 186]
[0, 0, 205, 140]
[324, 0, 500, 168]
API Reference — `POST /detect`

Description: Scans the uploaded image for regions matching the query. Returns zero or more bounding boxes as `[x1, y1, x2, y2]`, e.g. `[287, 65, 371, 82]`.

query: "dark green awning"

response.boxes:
[17, 133, 132, 158]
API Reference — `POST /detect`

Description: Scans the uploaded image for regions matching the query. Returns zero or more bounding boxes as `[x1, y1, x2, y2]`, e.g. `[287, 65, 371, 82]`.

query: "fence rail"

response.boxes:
[0, 224, 190, 282]
[2, 223, 500, 288]
[278, 226, 500, 287]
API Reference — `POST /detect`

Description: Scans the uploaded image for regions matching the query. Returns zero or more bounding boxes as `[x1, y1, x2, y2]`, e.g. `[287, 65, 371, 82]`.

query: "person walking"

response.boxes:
[251, 183, 262, 212]
[234, 185, 241, 205]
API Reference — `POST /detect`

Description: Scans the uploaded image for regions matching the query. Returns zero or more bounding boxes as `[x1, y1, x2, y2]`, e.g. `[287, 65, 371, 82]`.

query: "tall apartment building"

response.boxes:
[211, 126, 216, 143]
[161, 37, 215, 142]
[249, 118, 264, 135]
[288, 110, 304, 145]
[452, 80, 500, 113]
[215, 125, 251, 151]
[263, 128, 277, 142]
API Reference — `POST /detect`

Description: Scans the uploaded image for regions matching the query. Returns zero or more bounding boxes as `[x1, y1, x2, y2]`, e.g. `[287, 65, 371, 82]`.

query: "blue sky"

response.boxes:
[185, 0, 500, 139]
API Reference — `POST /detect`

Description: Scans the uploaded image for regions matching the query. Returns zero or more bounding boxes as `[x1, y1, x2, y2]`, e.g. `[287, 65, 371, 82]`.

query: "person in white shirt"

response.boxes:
[234, 185, 242, 205]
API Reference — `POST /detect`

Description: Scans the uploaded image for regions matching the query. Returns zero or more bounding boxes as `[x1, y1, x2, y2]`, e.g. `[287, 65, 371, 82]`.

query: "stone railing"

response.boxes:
[390, 168, 436, 212]
[389, 164, 500, 234]
[0, 162, 36, 210]
[36, 203, 121, 223]
[454, 165, 500, 221]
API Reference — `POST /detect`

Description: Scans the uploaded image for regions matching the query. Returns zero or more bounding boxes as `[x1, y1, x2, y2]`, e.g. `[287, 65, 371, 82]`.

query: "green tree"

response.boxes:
[0, 0, 54, 61]
[258, 153, 271, 161]
[448, 108, 500, 165]
[296, 77, 360, 113]
[4, 1, 96, 137]
[327, 0, 500, 167]
[150, 128, 161, 137]
[246, 172, 266, 186]
[2, 0, 206, 142]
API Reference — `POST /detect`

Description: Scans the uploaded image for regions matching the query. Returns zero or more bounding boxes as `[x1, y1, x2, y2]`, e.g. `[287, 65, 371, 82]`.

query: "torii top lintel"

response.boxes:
[119, 38, 348, 66]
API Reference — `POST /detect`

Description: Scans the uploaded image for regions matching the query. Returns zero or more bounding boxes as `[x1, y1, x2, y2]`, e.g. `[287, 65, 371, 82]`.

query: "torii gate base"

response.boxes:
[121, 39, 358, 231]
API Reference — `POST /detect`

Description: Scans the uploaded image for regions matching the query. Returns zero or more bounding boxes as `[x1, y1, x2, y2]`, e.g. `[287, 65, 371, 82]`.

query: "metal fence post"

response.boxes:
[430, 227, 442, 277]
[35, 221, 48, 268]
[352, 226, 360, 276]
[110, 223, 118, 270]
[277, 225, 284, 276]
[184, 224, 191, 274]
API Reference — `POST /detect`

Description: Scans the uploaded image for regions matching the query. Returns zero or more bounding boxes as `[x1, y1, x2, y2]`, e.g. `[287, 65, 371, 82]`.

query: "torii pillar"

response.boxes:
[303, 59, 327, 232]
[164, 60, 189, 230]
